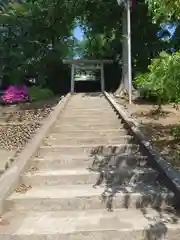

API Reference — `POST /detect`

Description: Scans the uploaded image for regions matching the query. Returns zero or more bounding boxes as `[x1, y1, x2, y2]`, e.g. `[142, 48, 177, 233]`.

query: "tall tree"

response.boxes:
[146, 0, 180, 22]
[74, 0, 164, 93]
[0, 0, 77, 88]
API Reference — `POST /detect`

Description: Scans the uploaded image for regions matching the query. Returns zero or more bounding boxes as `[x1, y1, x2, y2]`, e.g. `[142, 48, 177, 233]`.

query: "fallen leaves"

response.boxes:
[15, 184, 32, 194]
[28, 165, 38, 173]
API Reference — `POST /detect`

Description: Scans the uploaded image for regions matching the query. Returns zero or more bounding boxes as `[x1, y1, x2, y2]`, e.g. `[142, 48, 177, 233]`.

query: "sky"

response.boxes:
[74, 23, 177, 42]
[73, 22, 178, 45]
[73, 26, 84, 41]
[157, 23, 177, 41]
[165, 23, 177, 36]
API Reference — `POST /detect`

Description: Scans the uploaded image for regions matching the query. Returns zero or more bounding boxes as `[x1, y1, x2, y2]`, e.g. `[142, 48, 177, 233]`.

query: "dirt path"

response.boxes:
[115, 96, 180, 170]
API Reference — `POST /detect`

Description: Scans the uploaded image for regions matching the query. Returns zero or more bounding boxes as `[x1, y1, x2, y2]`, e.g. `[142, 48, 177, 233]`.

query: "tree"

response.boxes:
[146, 0, 180, 23]
[78, 34, 117, 59]
[135, 1, 180, 108]
[74, 0, 165, 94]
[135, 51, 180, 111]
[0, 0, 77, 91]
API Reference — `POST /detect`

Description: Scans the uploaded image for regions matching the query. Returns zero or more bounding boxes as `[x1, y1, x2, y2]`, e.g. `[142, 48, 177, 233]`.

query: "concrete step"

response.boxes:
[67, 100, 108, 105]
[58, 118, 121, 125]
[61, 109, 115, 115]
[56, 121, 122, 128]
[36, 144, 140, 158]
[66, 104, 112, 108]
[22, 169, 98, 186]
[69, 92, 103, 96]
[48, 129, 128, 138]
[61, 112, 116, 118]
[67, 99, 111, 104]
[22, 167, 157, 187]
[67, 99, 107, 104]
[68, 98, 107, 102]
[51, 126, 125, 133]
[55, 121, 122, 127]
[53, 124, 123, 131]
[65, 108, 113, 113]
[6, 184, 173, 212]
[67, 95, 107, 99]
[68, 97, 106, 100]
[65, 109, 113, 113]
[32, 154, 147, 171]
[68, 98, 107, 101]
[1, 209, 179, 239]
[3, 93, 177, 239]
[43, 135, 133, 146]
[32, 156, 94, 170]
[67, 99, 107, 102]
[69, 97, 106, 100]
[60, 115, 119, 121]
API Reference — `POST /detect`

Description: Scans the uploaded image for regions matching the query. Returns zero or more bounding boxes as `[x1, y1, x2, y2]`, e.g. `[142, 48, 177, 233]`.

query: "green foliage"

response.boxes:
[42, 58, 71, 94]
[0, 0, 77, 89]
[171, 125, 180, 140]
[135, 51, 180, 106]
[75, 0, 165, 76]
[146, 0, 180, 22]
[78, 34, 116, 59]
[29, 86, 54, 102]
[0, 0, 172, 94]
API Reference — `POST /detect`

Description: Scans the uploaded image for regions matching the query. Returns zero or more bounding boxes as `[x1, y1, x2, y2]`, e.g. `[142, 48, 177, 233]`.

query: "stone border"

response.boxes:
[0, 121, 44, 126]
[0, 93, 71, 214]
[104, 91, 180, 209]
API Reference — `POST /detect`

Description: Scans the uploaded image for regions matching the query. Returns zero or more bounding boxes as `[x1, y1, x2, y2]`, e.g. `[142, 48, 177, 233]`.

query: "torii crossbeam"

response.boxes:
[63, 59, 113, 93]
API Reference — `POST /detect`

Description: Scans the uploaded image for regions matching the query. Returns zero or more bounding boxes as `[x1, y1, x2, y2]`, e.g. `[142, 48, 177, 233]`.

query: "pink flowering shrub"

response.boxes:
[1, 85, 29, 104]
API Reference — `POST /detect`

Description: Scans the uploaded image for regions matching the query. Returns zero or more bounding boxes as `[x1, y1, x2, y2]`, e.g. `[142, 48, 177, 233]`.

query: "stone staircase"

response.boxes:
[0, 93, 180, 239]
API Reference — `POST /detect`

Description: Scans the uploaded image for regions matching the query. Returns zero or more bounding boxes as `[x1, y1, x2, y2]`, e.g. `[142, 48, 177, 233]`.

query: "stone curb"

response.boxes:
[104, 91, 180, 209]
[0, 93, 71, 214]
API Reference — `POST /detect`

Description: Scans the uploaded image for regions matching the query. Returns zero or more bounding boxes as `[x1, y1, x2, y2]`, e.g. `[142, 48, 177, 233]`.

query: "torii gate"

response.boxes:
[63, 59, 113, 93]
[64, 0, 132, 102]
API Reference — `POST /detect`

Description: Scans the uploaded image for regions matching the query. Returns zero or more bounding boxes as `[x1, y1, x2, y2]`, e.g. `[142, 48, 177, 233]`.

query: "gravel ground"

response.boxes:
[7, 108, 52, 122]
[0, 123, 41, 150]
[0, 96, 64, 174]
[0, 98, 59, 151]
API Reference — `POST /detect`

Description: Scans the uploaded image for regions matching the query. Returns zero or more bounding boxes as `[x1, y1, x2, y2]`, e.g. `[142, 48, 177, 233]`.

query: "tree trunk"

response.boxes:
[114, 80, 139, 101]
[156, 96, 162, 113]
[114, 82, 127, 98]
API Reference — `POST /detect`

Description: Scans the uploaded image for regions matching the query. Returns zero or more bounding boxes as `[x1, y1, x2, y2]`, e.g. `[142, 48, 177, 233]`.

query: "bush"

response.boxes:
[41, 54, 71, 94]
[1, 85, 29, 104]
[135, 51, 180, 109]
[29, 86, 54, 102]
[171, 126, 180, 140]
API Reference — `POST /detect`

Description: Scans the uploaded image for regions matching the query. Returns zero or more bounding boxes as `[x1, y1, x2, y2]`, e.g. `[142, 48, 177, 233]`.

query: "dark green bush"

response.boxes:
[171, 126, 180, 140]
[29, 86, 54, 102]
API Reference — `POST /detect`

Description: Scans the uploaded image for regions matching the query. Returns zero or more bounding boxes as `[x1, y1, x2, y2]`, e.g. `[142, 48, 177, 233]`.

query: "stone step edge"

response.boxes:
[33, 153, 147, 161]
[50, 129, 127, 133]
[39, 143, 139, 149]
[23, 167, 156, 177]
[7, 184, 173, 200]
[0, 209, 179, 237]
[45, 135, 132, 140]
